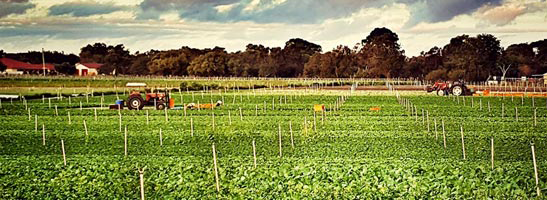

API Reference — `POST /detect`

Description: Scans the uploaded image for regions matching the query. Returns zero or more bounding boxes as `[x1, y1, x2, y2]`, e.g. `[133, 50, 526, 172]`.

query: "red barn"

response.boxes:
[0, 58, 55, 75]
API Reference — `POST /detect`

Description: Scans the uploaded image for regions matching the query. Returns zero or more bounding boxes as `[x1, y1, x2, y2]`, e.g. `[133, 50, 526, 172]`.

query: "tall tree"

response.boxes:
[279, 38, 321, 77]
[442, 34, 501, 81]
[358, 27, 405, 78]
[187, 50, 230, 77]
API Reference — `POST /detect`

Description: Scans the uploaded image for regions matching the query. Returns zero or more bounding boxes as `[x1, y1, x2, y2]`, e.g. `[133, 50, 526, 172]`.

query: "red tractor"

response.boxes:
[125, 83, 174, 110]
[426, 81, 473, 96]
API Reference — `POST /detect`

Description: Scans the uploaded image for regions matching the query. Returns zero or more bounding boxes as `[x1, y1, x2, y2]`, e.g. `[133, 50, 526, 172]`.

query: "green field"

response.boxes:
[1, 88, 547, 198]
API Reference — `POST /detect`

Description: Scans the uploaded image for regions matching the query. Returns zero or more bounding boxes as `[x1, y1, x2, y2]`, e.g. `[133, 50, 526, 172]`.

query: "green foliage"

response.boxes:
[54, 62, 76, 75]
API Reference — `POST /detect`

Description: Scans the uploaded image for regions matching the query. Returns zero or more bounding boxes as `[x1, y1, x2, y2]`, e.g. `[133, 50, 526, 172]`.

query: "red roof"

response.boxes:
[79, 63, 103, 69]
[0, 58, 55, 70]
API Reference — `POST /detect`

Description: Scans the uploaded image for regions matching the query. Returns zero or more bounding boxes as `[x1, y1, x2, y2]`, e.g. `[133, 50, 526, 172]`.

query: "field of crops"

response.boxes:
[1, 87, 547, 198]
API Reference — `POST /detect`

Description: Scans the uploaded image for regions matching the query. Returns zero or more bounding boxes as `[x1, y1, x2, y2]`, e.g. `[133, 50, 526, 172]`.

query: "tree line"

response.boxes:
[1, 27, 546, 81]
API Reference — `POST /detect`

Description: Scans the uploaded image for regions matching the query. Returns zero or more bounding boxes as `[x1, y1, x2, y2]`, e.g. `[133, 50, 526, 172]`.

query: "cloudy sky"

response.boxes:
[0, 0, 546, 56]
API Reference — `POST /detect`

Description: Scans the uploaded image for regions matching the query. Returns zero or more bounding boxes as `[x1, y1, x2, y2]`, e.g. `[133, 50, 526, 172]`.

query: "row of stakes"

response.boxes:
[396, 92, 542, 197]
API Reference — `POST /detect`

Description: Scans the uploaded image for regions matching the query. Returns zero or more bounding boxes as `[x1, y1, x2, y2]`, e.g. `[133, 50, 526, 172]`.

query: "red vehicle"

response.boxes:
[127, 88, 173, 110]
[426, 81, 472, 96]
[124, 83, 174, 110]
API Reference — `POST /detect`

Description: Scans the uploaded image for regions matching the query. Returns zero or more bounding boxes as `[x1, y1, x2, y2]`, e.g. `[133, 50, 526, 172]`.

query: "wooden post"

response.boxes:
[190, 118, 194, 136]
[68, 111, 71, 124]
[146, 110, 149, 125]
[61, 139, 66, 166]
[212, 143, 220, 192]
[289, 121, 294, 148]
[138, 168, 145, 200]
[442, 119, 446, 149]
[94, 108, 97, 121]
[55, 105, 58, 116]
[278, 123, 282, 157]
[252, 139, 257, 169]
[42, 124, 46, 146]
[159, 128, 163, 146]
[255, 105, 258, 116]
[491, 137, 494, 169]
[80, 101, 82, 111]
[28, 108, 31, 121]
[460, 126, 466, 160]
[488, 101, 491, 112]
[531, 142, 541, 197]
[124, 126, 128, 156]
[479, 99, 482, 110]
[83, 120, 88, 136]
[48, 98, 51, 108]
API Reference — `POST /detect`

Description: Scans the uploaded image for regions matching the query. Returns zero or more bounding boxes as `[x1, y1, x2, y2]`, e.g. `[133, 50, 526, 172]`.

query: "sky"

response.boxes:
[0, 0, 546, 56]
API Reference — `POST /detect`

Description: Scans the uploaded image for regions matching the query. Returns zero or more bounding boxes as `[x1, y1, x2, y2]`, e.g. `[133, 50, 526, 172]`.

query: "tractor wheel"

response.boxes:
[436, 90, 446, 96]
[451, 85, 464, 96]
[127, 96, 145, 110]
[156, 103, 166, 110]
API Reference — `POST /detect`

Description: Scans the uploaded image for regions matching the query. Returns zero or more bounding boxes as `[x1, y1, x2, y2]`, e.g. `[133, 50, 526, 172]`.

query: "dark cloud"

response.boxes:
[136, 0, 505, 26]
[405, 0, 503, 26]
[49, 1, 128, 17]
[0, 1, 34, 18]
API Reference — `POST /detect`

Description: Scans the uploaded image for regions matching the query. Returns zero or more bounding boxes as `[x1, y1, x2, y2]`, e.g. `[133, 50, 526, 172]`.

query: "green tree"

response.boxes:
[54, 62, 76, 75]
[187, 50, 230, 77]
[358, 27, 405, 78]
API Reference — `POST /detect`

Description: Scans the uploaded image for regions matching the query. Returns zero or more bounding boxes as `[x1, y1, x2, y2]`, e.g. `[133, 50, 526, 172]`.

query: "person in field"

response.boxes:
[186, 100, 223, 109]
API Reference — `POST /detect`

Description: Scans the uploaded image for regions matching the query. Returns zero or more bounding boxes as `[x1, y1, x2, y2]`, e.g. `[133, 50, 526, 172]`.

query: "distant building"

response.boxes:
[0, 58, 55, 75]
[75, 63, 103, 76]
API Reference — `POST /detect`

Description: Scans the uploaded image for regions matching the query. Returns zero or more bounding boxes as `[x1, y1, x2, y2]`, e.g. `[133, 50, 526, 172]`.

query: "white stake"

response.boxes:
[124, 126, 128, 156]
[531, 142, 541, 197]
[55, 105, 58, 116]
[42, 124, 46, 146]
[80, 101, 82, 111]
[228, 111, 232, 125]
[290, 121, 294, 148]
[534, 108, 537, 126]
[190, 118, 194, 136]
[146, 110, 149, 125]
[239, 107, 243, 121]
[212, 113, 215, 131]
[252, 139, 257, 169]
[515, 107, 518, 122]
[212, 143, 220, 192]
[84, 120, 88, 136]
[61, 139, 66, 166]
[139, 168, 145, 200]
[434, 118, 438, 140]
[94, 108, 97, 121]
[491, 137, 494, 169]
[460, 126, 466, 160]
[119, 113, 122, 132]
[34, 114, 38, 132]
[442, 119, 446, 149]
[159, 128, 163, 146]
[68, 111, 71, 124]
[165, 107, 168, 122]
[278, 123, 282, 157]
